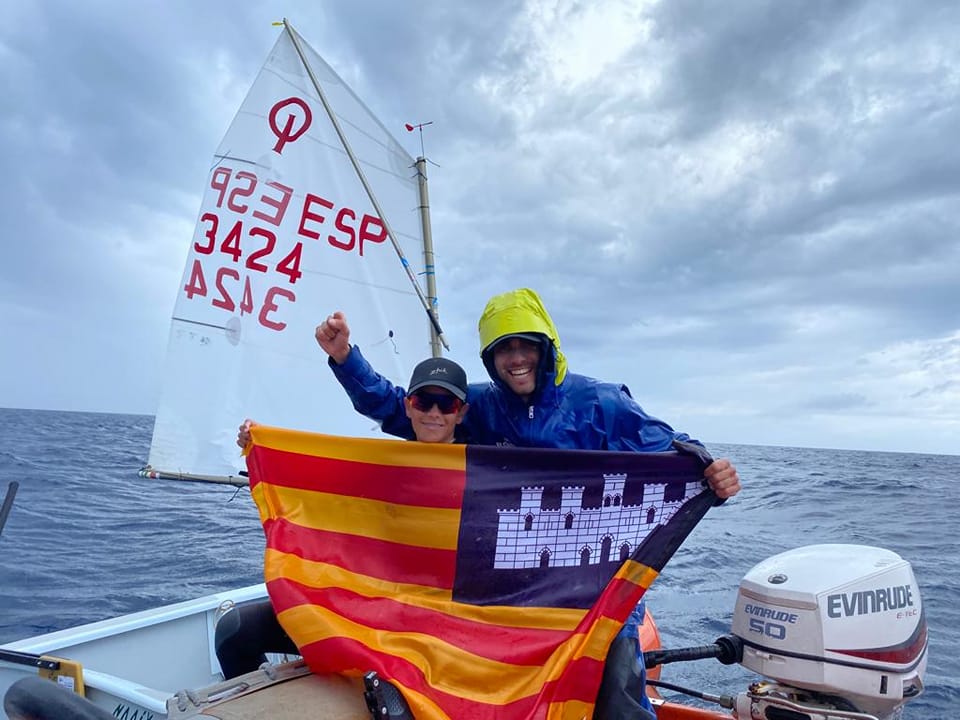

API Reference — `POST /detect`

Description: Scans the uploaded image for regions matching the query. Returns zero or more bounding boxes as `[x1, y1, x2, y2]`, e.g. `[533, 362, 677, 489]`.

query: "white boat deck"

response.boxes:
[0, 584, 268, 719]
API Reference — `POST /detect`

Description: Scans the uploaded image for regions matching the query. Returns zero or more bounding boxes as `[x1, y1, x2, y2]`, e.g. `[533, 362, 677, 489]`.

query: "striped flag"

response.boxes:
[247, 427, 716, 720]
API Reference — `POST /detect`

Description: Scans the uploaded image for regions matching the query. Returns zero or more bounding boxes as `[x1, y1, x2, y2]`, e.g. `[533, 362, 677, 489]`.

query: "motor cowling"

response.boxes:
[730, 544, 926, 719]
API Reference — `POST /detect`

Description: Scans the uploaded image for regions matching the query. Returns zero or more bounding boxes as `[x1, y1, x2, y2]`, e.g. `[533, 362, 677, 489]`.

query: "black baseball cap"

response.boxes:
[408, 357, 468, 401]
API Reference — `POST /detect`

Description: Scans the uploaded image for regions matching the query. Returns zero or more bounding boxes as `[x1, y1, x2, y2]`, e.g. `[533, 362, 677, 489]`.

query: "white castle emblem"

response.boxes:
[494, 473, 701, 569]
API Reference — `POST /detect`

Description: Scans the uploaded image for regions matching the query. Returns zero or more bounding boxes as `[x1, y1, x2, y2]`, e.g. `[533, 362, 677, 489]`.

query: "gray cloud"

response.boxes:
[1, 0, 957, 454]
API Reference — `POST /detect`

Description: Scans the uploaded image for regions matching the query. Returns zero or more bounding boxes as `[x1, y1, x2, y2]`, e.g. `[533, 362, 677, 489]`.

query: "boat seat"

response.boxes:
[214, 599, 299, 679]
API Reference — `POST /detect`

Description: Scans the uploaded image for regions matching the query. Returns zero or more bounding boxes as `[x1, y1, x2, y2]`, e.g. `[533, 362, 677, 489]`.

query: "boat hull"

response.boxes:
[0, 585, 268, 719]
[1, 586, 728, 719]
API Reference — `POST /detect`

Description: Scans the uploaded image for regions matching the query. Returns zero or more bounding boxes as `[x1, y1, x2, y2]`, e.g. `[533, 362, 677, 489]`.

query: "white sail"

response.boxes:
[148, 25, 431, 479]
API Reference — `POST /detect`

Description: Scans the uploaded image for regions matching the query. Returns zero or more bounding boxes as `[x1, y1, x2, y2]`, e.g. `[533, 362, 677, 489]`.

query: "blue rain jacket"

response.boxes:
[329, 288, 698, 451]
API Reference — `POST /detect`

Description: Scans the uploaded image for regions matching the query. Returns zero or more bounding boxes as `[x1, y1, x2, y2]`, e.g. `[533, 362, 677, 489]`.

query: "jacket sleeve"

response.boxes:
[327, 346, 416, 440]
[599, 383, 702, 452]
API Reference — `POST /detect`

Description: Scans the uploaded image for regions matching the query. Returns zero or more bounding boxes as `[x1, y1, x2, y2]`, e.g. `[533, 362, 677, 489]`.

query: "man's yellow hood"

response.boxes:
[477, 288, 567, 385]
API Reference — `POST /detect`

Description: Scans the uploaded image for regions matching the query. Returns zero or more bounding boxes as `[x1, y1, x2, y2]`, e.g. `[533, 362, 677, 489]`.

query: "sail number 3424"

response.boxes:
[182, 166, 389, 331]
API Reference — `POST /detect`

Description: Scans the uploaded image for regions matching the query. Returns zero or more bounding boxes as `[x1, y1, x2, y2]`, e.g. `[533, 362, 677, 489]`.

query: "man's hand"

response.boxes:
[704, 458, 741, 499]
[237, 418, 257, 449]
[315, 311, 351, 364]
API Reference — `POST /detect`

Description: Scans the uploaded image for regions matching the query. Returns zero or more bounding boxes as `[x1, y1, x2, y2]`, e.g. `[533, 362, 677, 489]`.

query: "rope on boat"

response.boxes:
[647, 679, 734, 709]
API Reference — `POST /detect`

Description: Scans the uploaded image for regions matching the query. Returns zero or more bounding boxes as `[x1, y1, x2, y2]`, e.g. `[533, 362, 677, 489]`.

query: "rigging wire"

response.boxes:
[281, 19, 449, 351]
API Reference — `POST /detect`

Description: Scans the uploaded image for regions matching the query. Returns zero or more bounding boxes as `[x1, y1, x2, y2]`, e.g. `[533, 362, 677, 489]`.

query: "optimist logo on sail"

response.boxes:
[269, 97, 313, 154]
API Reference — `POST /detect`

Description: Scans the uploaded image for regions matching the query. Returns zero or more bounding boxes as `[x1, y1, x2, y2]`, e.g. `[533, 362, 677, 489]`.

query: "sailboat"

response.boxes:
[142, 18, 443, 486]
[0, 20, 928, 720]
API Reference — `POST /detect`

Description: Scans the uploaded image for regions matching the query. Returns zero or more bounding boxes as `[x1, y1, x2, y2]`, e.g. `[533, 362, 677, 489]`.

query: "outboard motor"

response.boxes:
[730, 544, 927, 720]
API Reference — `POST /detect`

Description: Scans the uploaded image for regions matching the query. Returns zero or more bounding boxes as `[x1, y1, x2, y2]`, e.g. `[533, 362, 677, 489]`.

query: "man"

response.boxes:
[315, 288, 740, 498]
[236, 357, 469, 448]
[317, 288, 740, 718]
[401, 356, 470, 444]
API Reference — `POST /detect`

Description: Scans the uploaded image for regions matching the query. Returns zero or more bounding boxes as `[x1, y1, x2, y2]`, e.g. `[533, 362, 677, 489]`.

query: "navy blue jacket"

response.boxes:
[329, 345, 696, 451]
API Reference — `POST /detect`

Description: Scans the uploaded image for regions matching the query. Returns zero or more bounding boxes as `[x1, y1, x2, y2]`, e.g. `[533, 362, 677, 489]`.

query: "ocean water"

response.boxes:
[0, 407, 956, 718]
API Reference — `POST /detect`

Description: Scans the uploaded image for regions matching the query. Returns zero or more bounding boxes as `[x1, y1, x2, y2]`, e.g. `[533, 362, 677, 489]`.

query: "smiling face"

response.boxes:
[492, 337, 541, 401]
[404, 386, 469, 443]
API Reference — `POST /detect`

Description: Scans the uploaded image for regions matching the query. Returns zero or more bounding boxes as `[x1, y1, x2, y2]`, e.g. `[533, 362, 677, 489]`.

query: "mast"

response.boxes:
[415, 156, 441, 358]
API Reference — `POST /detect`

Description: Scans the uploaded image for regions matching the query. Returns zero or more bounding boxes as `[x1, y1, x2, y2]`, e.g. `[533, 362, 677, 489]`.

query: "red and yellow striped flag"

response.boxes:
[247, 427, 715, 720]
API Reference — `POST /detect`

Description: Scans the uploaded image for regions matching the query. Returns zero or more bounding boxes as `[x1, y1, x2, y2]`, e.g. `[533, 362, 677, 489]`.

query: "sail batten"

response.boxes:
[147, 25, 432, 479]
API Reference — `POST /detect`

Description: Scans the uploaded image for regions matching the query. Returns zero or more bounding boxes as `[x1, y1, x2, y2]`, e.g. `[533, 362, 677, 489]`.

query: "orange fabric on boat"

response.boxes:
[652, 701, 729, 720]
[639, 605, 662, 682]
[641, 609, 728, 719]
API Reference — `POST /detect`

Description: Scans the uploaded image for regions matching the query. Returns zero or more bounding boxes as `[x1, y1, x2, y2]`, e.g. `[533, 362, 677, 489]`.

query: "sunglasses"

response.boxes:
[409, 391, 464, 414]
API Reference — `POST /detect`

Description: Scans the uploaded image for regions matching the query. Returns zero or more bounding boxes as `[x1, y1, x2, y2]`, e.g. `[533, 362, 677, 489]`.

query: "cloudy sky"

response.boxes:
[2, 0, 957, 456]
